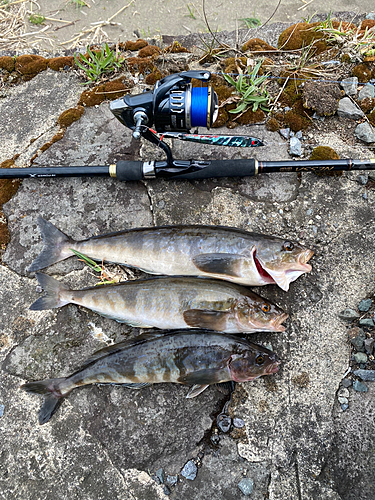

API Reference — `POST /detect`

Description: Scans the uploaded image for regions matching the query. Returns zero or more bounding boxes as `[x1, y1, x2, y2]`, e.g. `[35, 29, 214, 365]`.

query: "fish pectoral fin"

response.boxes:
[215, 381, 235, 395]
[120, 382, 151, 390]
[262, 268, 289, 291]
[179, 368, 224, 386]
[192, 253, 245, 277]
[183, 309, 229, 330]
[186, 384, 210, 398]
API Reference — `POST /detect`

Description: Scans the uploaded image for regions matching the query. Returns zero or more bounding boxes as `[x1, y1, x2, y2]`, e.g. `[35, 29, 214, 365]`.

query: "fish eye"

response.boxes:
[283, 241, 294, 251]
[255, 355, 264, 365]
[261, 303, 271, 313]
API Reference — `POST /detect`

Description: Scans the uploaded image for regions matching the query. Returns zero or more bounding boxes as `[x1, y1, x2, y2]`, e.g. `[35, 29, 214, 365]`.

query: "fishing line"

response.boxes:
[191, 86, 210, 127]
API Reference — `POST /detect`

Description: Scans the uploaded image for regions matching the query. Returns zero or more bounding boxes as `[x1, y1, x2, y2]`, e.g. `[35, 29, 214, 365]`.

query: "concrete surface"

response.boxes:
[1, 18, 375, 500]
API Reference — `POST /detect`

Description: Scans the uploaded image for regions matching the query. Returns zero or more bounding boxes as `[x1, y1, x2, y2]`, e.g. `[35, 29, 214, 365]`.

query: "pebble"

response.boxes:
[353, 380, 368, 392]
[364, 338, 374, 355]
[233, 418, 245, 428]
[362, 192, 368, 200]
[338, 308, 360, 321]
[358, 83, 375, 100]
[356, 174, 368, 186]
[163, 485, 171, 496]
[0, 405, 4, 417]
[238, 478, 254, 496]
[340, 77, 358, 96]
[279, 128, 290, 139]
[295, 130, 303, 139]
[181, 460, 197, 481]
[350, 330, 366, 351]
[166, 475, 178, 486]
[210, 434, 220, 445]
[355, 122, 375, 143]
[338, 396, 348, 405]
[337, 97, 364, 119]
[353, 369, 375, 381]
[342, 378, 352, 388]
[341, 403, 349, 411]
[366, 12, 375, 19]
[289, 137, 302, 156]
[359, 318, 374, 327]
[358, 299, 372, 311]
[217, 414, 232, 433]
[338, 387, 349, 399]
[155, 468, 165, 484]
[354, 352, 368, 364]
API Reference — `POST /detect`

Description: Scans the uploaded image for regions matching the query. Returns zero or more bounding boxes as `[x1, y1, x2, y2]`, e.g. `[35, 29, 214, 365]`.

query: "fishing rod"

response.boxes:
[1, 70, 374, 182]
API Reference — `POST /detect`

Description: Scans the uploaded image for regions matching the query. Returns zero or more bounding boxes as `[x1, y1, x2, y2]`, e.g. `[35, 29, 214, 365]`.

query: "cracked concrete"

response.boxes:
[1, 21, 375, 500]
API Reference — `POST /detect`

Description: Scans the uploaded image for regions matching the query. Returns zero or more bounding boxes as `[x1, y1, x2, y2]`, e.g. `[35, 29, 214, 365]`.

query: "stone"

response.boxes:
[341, 403, 349, 411]
[279, 128, 290, 139]
[340, 77, 358, 96]
[337, 387, 349, 399]
[166, 475, 178, 486]
[238, 478, 254, 496]
[350, 330, 366, 351]
[356, 174, 368, 186]
[342, 378, 352, 388]
[217, 414, 232, 433]
[359, 318, 374, 327]
[181, 460, 197, 481]
[353, 369, 375, 381]
[338, 396, 348, 405]
[0, 404, 4, 417]
[366, 12, 375, 19]
[289, 136, 302, 156]
[155, 468, 165, 484]
[353, 380, 368, 392]
[364, 338, 374, 355]
[358, 84, 375, 100]
[338, 308, 360, 321]
[355, 122, 375, 143]
[337, 97, 364, 119]
[233, 418, 245, 428]
[354, 352, 368, 364]
[359, 299, 372, 311]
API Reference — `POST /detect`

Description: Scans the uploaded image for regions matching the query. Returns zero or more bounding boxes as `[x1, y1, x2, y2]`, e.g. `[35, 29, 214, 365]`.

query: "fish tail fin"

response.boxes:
[30, 273, 71, 310]
[20, 378, 66, 425]
[28, 217, 74, 272]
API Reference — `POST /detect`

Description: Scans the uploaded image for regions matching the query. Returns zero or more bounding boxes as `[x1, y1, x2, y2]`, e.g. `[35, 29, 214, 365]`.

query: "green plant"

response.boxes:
[74, 43, 124, 83]
[186, 4, 197, 19]
[223, 59, 270, 113]
[240, 16, 261, 29]
[29, 14, 46, 25]
[70, 0, 87, 9]
[70, 249, 116, 285]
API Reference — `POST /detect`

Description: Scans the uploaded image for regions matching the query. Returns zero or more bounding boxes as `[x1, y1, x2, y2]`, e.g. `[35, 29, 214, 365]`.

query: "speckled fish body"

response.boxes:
[20, 331, 280, 424]
[30, 274, 288, 334]
[28, 218, 314, 291]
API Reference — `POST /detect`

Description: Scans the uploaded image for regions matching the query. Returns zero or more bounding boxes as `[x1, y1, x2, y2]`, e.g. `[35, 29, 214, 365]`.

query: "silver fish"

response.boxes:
[28, 218, 313, 291]
[20, 331, 280, 424]
[30, 274, 288, 334]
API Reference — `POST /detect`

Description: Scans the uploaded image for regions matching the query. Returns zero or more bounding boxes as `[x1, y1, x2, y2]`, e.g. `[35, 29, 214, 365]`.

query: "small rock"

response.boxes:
[337, 97, 364, 119]
[353, 369, 375, 381]
[295, 131, 303, 139]
[340, 77, 358, 96]
[355, 122, 375, 143]
[163, 486, 171, 496]
[359, 298, 372, 311]
[337, 387, 349, 399]
[289, 137, 302, 156]
[353, 380, 368, 392]
[181, 460, 197, 481]
[233, 418, 245, 428]
[359, 318, 374, 327]
[338, 308, 360, 321]
[338, 396, 348, 405]
[364, 338, 374, 355]
[342, 378, 352, 388]
[217, 414, 232, 433]
[0, 404, 4, 417]
[356, 174, 368, 186]
[358, 83, 375, 100]
[366, 12, 375, 19]
[166, 475, 178, 486]
[350, 330, 366, 351]
[362, 192, 368, 200]
[210, 434, 220, 445]
[238, 478, 254, 496]
[341, 403, 349, 411]
[155, 468, 165, 484]
[354, 352, 368, 364]
[279, 128, 290, 139]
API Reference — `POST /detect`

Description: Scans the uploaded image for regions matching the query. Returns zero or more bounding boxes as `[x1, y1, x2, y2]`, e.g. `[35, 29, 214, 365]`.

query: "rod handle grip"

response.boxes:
[115, 161, 144, 181]
[172, 159, 257, 179]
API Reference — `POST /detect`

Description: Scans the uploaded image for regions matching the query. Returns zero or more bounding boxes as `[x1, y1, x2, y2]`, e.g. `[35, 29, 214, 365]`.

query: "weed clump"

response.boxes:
[165, 41, 190, 53]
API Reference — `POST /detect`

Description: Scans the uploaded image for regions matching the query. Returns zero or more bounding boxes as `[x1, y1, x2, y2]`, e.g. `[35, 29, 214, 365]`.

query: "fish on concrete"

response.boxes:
[28, 217, 314, 291]
[30, 274, 288, 334]
[20, 331, 280, 425]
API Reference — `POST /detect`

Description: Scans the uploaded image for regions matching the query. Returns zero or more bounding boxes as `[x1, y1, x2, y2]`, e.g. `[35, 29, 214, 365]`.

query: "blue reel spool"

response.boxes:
[191, 86, 211, 128]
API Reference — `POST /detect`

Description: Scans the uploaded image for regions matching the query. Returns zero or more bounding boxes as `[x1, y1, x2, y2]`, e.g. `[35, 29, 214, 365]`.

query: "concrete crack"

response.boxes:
[141, 180, 156, 225]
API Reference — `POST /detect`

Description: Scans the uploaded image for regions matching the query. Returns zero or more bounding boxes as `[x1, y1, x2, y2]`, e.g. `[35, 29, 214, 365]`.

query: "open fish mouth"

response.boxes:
[266, 361, 280, 374]
[274, 312, 289, 332]
[252, 250, 275, 284]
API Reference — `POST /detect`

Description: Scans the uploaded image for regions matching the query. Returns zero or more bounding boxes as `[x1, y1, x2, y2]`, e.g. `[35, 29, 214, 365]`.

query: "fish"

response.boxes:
[19, 331, 280, 425]
[30, 274, 288, 334]
[28, 217, 314, 291]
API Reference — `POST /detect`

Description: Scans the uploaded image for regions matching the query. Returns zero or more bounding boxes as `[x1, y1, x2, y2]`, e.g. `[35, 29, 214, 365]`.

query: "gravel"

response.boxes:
[353, 369, 375, 381]
[181, 460, 198, 481]
[353, 380, 368, 392]
[353, 352, 368, 364]
[338, 308, 360, 321]
[238, 478, 254, 496]
[358, 84, 375, 100]
[359, 318, 374, 327]
[337, 98, 364, 119]
[289, 136, 302, 156]
[355, 122, 375, 143]
[340, 77, 358, 96]
[358, 299, 372, 311]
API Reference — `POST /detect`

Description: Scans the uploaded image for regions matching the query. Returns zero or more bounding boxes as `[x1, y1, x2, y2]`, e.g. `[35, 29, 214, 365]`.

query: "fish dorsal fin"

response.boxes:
[183, 310, 230, 331]
[192, 253, 246, 277]
[81, 332, 166, 368]
[186, 384, 210, 398]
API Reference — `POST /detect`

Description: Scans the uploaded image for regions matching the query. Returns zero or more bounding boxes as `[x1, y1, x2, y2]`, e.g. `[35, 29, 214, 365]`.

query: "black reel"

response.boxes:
[110, 70, 219, 138]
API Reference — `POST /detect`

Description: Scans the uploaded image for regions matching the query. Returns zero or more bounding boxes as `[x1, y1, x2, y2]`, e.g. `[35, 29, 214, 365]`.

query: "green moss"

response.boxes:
[266, 117, 280, 131]
[310, 146, 340, 160]
[0, 56, 15, 72]
[352, 63, 373, 83]
[144, 70, 163, 85]
[284, 100, 312, 132]
[368, 110, 375, 126]
[0, 159, 21, 250]
[57, 106, 85, 128]
[236, 108, 265, 125]
[48, 56, 74, 71]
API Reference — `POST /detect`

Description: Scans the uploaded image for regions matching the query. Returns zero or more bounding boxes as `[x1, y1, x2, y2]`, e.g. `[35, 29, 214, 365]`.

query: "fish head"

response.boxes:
[235, 295, 288, 333]
[251, 238, 314, 291]
[229, 344, 280, 382]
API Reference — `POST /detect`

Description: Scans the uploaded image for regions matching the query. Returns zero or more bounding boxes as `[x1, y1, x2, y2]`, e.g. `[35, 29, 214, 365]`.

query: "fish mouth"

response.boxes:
[253, 251, 275, 284]
[266, 361, 280, 374]
[274, 312, 289, 332]
[295, 249, 314, 271]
